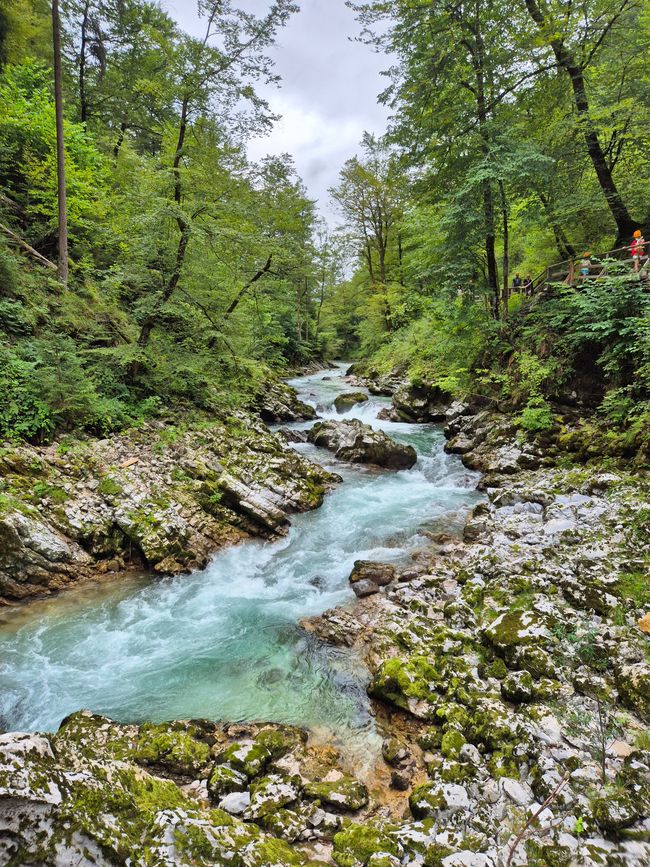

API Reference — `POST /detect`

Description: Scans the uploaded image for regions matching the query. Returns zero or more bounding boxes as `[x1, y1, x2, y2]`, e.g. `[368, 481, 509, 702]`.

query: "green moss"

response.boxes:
[303, 776, 369, 812]
[97, 475, 123, 497]
[215, 740, 272, 779]
[333, 823, 400, 867]
[208, 763, 248, 799]
[254, 726, 304, 759]
[133, 722, 210, 775]
[441, 730, 466, 760]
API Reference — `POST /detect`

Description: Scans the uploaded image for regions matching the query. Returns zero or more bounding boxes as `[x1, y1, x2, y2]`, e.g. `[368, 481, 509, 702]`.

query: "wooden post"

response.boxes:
[52, 0, 69, 285]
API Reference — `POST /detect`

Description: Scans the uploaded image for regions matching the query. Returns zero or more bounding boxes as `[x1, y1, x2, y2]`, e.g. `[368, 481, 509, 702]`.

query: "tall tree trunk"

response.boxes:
[523, 0, 637, 240]
[79, 0, 90, 124]
[113, 122, 128, 159]
[52, 0, 69, 285]
[469, 13, 500, 315]
[499, 179, 509, 319]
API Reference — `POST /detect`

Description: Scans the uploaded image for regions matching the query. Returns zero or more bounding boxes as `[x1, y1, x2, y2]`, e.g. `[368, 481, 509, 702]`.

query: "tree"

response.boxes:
[51, 0, 68, 283]
[132, 0, 298, 360]
[520, 0, 641, 240]
[330, 134, 404, 334]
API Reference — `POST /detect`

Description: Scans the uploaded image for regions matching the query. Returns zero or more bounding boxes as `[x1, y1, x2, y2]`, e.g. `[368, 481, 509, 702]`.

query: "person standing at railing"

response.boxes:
[512, 273, 523, 292]
[523, 274, 533, 295]
[579, 252, 592, 282]
[631, 230, 646, 273]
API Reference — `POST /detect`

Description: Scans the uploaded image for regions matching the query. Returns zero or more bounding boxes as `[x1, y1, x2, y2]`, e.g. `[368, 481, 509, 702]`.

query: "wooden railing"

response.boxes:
[527, 244, 649, 294]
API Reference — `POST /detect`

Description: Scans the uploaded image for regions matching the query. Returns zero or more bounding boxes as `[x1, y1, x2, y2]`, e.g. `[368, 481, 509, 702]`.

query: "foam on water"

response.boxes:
[0, 363, 480, 761]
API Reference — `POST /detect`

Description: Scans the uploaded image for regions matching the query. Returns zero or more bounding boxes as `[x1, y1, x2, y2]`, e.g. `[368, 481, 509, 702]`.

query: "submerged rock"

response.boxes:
[307, 419, 417, 470]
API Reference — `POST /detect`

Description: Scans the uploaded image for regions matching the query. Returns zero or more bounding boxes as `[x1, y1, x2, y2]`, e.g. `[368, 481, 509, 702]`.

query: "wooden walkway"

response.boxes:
[524, 245, 650, 295]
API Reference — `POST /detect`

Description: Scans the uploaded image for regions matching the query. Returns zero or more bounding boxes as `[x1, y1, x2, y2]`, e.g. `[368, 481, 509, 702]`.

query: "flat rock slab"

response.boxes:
[307, 419, 417, 470]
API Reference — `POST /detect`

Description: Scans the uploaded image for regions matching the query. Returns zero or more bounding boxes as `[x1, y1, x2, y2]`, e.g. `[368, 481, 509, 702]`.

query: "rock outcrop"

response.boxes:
[257, 382, 317, 423]
[0, 711, 371, 866]
[383, 382, 451, 423]
[307, 420, 417, 470]
[0, 412, 339, 604]
[303, 466, 650, 865]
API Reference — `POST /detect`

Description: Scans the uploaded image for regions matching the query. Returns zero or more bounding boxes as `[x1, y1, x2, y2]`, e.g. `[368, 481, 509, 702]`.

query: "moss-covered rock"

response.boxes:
[483, 608, 550, 653]
[615, 662, 650, 724]
[214, 740, 272, 779]
[501, 670, 534, 704]
[332, 822, 401, 867]
[441, 730, 466, 760]
[592, 790, 640, 831]
[248, 773, 301, 819]
[207, 763, 248, 800]
[303, 775, 369, 812]
[409, 782, 470, 820]
[133, 721, 211, 776]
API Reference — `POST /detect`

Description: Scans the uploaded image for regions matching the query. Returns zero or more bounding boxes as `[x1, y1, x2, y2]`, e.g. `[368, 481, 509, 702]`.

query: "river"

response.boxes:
[0, 364, 480, 762]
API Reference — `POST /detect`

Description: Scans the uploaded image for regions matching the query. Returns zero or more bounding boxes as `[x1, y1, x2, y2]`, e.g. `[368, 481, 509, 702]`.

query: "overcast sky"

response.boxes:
[162, 0, 390, 222]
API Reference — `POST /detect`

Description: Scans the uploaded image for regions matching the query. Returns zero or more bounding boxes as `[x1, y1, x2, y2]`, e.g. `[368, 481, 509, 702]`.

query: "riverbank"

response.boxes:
[0, 381, 338, 605]
[1, 369, 649, 866]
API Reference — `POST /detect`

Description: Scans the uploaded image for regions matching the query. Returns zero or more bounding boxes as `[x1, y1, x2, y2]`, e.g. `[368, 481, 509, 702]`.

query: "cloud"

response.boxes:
[161, 0, 390, 224]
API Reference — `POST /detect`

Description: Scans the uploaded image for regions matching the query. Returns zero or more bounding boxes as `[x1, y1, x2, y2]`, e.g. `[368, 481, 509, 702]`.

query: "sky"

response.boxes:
[162, 0, 391, 222]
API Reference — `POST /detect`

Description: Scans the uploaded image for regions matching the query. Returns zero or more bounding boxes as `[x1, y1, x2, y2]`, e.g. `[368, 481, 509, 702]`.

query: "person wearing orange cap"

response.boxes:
[630, 230, 646, 273]
[579, 252, 592, 281]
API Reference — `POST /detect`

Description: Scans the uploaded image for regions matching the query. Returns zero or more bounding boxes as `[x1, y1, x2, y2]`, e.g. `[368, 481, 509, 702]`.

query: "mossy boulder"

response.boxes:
[409, 781, 470, 819]
[592, 790, 640, 831]
[207, 763, 248, 800]
[368, 656, 443, 719]
[441, 730, 466, 760]
[259, 808, 308, 843]
[615, 662, 650, 724]
[303, 775, 369, 812]
[254, 726, 305, 760]
[133, 722, 211, 776]
[501, 670, 534, 704]
[382, 736, 409, 766]
[483, 608, 550, 654]
[248, 773, 301, 819]
[214, 740, 271, 779]
[332, 822, 401, 867]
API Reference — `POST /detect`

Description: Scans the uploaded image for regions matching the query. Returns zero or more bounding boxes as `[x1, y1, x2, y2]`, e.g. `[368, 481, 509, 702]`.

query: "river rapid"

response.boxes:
[0, 364, 480, 762]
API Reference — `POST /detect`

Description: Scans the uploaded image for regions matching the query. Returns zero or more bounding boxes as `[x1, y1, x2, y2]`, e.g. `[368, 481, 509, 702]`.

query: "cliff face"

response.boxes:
[0, 406, 339, 605]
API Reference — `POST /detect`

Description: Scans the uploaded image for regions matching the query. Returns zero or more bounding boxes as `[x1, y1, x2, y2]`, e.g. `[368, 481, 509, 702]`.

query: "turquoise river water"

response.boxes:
[0, 364, 480, 760]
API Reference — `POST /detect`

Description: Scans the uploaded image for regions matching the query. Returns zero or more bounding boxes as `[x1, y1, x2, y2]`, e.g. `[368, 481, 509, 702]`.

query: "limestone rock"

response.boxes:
[303, 776, 369, 812]
[334, 392, 369, 413]
[307, 419, 417, 470]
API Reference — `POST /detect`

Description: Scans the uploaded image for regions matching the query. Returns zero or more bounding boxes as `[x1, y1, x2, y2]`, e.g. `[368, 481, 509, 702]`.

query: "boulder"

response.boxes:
[334, 392, 369, 413]
[349, 561, 396, 596]
[307, 420, 417, 470]
[615, 662, 650, 723]
[303, 776, 369, 812]
[258, 382, 316, 423]
[501, 670, 534, 704]
[390, 382, 450, 423]
[409, 782, 470, 819]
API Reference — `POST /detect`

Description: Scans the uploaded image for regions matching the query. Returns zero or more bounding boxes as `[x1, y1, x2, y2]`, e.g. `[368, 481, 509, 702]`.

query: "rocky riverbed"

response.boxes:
[1, 372, 649, 866]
